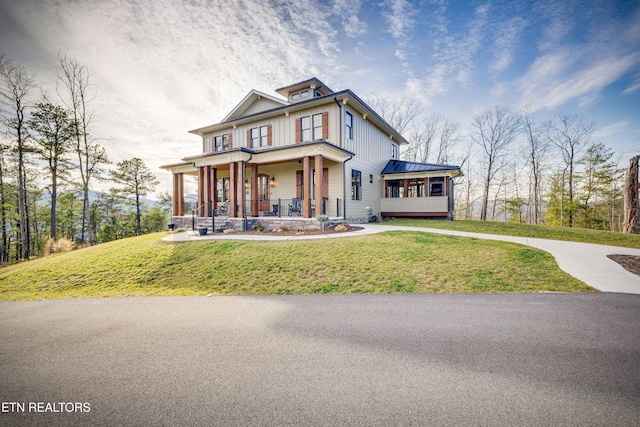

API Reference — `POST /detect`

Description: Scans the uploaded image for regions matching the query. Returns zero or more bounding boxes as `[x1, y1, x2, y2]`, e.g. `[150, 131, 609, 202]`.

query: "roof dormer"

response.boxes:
[275, 77, 334, 103]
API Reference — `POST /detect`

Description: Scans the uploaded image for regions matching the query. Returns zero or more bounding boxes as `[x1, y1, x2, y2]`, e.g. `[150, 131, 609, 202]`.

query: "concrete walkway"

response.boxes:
[163, 224, 640, 294]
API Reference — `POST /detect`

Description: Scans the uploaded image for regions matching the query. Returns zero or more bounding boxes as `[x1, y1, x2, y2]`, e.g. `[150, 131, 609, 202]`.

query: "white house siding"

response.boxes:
[381, 197, 448, 214]
[343, 106, 396, 221]
[242, 97, 283, 117]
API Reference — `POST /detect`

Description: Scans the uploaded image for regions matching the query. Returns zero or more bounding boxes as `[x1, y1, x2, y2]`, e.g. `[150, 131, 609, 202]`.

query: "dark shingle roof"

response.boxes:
[381, 159, 460, 174]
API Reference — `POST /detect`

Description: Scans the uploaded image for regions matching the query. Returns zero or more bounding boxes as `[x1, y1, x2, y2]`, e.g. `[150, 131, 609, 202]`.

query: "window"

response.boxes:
[250, 126, 268, 147]
[292, 90, 309, 101]
[391, 143, 399, 159]
[346, 111, 353, 139]
[300, 113, 323, 142]
[387, 180, 400, 198]
[301, 116, 311, 141]
[351, 169, 362, 200]
[369, 174, 373, 184]
[312, 113, 323, 139]
[407, 179, 425, 198]
[429, 177, 445, 197]
[215, 134, 229, 152]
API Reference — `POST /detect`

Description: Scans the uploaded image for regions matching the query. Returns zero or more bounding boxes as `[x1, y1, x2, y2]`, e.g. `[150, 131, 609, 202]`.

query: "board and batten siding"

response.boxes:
[342, 106, 396, 221]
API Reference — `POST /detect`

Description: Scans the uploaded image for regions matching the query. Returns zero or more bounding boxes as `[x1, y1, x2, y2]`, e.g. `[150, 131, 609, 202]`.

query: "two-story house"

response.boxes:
[161, 78, 461, 230]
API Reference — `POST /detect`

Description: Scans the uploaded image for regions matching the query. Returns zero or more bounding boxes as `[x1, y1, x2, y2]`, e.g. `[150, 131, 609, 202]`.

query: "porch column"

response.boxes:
[172, 172, 185, 216]
[236, 161, 246, 218]
[315, 155, 324, 215]
[403, 179, 408, 198]
[197, 167, 205, 216]
[210, 167, 217, 211]
[177, 173, 184, 216]
[251, 163, 259, 217]
[229, 162, 237, 217]
[302, 156, 312, 218]
[425, 177, 429, 197]
[203, 166, 213, 216]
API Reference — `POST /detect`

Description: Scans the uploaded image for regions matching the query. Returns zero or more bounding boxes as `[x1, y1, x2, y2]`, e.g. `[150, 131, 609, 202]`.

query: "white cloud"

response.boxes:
[381, 0, 417, 40]
[333, 0, 367, 37]
[489, 16, 526, 74]
[593, 120, 628, 139]
[520, 52, 639, 111]
[623, 82, 640, 95]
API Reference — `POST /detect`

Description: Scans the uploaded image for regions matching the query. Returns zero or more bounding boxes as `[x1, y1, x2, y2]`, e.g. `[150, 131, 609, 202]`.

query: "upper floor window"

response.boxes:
[391, 143, 399, 159]
[351, 169, 362, 200]
[297, 112, 327, 143]
[250, 126, 268, 148]
[299, 113, 324, 142]
[247, 125, 272, 148]
[291, 90, 309, 102]
[345, 111, 353, 140]
[215, 134, 229, 152]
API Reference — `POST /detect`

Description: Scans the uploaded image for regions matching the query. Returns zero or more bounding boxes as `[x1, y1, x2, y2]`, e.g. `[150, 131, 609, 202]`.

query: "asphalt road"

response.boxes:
[1, 294, 639, 426]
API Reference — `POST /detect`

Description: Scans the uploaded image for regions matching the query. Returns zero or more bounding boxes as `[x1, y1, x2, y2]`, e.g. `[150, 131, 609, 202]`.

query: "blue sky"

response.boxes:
[1, 0, 639, 194]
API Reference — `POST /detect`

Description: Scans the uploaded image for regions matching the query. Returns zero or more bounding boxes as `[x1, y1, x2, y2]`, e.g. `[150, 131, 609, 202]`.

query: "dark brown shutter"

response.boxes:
[267, 124, 272, 146]
[246, 129, 251, 148]
[322, 167, 329, 198]
[228, 133, 233, 148]
[322, 112, 328, 139]
[296, 170, 303, 198]
[295, 119, 301, 143]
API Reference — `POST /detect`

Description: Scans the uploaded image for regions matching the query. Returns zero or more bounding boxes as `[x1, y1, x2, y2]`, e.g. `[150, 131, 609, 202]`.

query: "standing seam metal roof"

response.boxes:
[381, 159, 460, 174]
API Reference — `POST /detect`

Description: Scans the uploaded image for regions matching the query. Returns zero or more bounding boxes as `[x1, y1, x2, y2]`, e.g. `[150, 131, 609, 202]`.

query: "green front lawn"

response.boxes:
[384, 219, 640, 249]
[0, 230, 591, 301]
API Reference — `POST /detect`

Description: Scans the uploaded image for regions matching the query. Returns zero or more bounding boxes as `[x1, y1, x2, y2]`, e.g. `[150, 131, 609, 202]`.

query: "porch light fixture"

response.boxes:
[244, 179, 249, 189]
[269, 176, 276, 187]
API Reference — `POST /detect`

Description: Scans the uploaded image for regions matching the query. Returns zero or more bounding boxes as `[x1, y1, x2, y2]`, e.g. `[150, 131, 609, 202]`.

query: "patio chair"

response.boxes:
[288, 198, 302, 216]
[215, 201, 229, 216]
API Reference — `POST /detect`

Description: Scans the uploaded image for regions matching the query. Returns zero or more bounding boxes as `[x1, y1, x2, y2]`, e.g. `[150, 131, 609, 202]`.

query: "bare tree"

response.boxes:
[57, 51, 109, 245]
[471, 106, 522, 221]
[404, 117, 439, 162]
[521, 103, 548, 224]
[545, 113, 594, 227]
[436, 116, 461, 164]
[367, 96, 421, 135]
[0, 54, 35, 260]
[403, 113, 461, 164]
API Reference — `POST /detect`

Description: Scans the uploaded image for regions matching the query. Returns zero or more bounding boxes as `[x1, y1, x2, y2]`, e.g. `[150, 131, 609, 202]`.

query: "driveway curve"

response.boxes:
[164, 224, 640, 294]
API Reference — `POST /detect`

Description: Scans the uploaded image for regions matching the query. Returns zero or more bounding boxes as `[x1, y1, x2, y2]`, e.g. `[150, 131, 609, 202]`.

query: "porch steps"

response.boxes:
[194, 216, 231, 232]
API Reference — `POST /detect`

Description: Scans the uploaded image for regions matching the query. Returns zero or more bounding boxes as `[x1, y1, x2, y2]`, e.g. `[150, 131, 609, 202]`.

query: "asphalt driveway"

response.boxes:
[1, 294, 639, 426]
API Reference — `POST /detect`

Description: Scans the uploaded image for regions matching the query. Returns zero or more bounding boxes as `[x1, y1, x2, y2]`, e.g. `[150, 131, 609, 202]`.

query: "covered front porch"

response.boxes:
[162, 141, 352, 230]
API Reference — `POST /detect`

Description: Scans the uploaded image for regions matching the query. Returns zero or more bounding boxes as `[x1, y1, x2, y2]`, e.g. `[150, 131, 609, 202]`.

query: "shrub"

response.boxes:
[42, 237, 76, 255]
[223, 229, 236, 234]
[335, 223, 349, 232]
[253, 222, 264, 232]
[277, 225, 289, 232]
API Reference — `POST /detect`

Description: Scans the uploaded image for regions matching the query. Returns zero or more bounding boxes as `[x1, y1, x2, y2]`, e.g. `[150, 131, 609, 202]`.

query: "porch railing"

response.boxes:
[242, 198, 337, 218]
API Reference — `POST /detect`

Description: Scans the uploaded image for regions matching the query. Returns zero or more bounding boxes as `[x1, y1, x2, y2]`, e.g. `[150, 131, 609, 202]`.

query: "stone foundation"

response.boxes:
[170, 216, 334, 232]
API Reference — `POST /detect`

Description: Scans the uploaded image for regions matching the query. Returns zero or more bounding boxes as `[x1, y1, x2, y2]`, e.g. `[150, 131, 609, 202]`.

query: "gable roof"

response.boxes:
[188, 80, 411, 146]
[222, 90, 288, 122]
[382, 159, 461, 175]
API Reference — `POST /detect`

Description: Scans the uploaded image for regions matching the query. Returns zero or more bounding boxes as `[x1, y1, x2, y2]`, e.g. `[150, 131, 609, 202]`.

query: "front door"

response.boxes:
[257, 174, 270, 212]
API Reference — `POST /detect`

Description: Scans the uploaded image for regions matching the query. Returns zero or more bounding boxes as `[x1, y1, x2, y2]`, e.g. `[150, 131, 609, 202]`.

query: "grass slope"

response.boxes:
[0, 230, 591, 300]
[385, 219, 640, 249]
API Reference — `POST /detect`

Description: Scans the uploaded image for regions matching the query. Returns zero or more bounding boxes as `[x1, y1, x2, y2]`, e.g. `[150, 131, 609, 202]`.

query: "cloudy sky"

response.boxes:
[1, 0, 639, 195]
